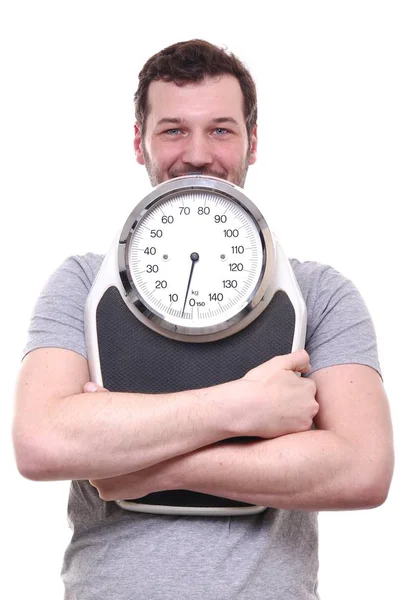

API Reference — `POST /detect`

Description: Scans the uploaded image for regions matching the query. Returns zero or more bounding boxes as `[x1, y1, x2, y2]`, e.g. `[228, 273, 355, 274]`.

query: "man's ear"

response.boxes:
[248, 125, 258, 165]
[134, 123, 145, 165]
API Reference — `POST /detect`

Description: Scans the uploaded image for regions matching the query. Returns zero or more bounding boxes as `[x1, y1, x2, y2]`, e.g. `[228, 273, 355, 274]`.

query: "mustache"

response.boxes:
[168, 167, 227, 180]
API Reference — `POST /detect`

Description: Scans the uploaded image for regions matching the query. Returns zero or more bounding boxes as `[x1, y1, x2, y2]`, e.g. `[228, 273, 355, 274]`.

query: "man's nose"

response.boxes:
[181, 134, 213, 167]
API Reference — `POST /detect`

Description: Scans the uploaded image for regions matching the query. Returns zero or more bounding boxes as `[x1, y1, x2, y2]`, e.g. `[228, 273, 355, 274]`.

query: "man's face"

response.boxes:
[134, 75, 257, 187]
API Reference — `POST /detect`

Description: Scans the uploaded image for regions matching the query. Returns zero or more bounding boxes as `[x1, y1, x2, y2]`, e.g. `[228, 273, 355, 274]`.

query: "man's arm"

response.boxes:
[12, 348, 233, 481]
[92, 364, 394, 510]
[12, 347, 318, 481]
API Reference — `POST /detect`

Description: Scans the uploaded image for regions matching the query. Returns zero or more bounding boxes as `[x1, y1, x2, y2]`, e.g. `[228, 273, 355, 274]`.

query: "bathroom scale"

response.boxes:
[85, 174, 307, 516]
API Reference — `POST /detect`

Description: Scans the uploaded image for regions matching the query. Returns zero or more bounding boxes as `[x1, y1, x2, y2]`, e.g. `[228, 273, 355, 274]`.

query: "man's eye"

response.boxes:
[165, 129, 182, 135]
[214, 128, 228, 135]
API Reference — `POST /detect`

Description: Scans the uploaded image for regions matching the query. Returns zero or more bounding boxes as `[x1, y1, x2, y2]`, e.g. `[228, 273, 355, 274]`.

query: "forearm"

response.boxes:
[157, 430, 385, 510]
[29, 385, 234, 481]
[89, 362, 393, 509]
[14, 348, 320, 484]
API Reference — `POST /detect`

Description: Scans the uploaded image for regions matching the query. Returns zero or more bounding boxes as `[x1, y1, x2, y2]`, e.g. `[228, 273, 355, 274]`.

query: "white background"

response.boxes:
[1, 1, 399, 598]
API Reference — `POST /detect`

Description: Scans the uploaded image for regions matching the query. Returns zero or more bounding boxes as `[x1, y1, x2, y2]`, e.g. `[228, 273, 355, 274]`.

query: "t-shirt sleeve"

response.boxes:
[305, 265, 382, 378]
[23, 254, 101, 360]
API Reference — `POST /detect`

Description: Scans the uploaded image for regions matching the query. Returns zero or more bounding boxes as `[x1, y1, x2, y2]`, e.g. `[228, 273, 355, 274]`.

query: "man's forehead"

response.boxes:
[146, 75, 245, 120]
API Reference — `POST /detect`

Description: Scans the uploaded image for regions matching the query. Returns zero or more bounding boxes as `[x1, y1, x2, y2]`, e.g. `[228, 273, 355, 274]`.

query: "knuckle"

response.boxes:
[98, 487, 109, 500]
[269, 356, 282, 369]
[92, 482, 108, 500]
[306, 378, 317, 394]
[299, 419, 312, 432]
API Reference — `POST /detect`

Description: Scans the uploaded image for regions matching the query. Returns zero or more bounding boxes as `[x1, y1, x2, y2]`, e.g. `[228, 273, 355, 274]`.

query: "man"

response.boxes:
[13, 39, 393, 599]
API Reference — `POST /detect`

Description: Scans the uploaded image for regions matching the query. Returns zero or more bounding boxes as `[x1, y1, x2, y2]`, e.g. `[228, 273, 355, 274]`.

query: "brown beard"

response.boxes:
[142, 143, 250, 188]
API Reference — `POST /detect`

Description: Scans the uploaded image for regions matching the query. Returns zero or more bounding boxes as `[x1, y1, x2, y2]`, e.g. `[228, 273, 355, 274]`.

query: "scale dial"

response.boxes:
[118, 176, 275, 342]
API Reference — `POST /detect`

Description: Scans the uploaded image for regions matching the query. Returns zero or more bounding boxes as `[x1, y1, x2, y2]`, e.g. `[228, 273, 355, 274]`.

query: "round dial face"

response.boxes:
[126, 188, 265, 331]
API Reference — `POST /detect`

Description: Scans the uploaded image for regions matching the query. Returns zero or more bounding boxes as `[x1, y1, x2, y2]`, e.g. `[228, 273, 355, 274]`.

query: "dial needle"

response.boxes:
[181, 252, 200, 317]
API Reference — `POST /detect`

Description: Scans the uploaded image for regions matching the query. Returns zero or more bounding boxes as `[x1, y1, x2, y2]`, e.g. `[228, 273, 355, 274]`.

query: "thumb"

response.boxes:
[84, 381, 109, 393]
[279, 349, 311, 374]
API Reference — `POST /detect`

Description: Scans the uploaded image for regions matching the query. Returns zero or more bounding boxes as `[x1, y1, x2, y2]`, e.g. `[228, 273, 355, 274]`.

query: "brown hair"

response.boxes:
[134, 39, 257, 139]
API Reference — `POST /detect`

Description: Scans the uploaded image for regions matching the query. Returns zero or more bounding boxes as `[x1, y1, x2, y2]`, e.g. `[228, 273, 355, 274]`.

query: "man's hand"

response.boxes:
[83, 381, 109, 393]
[83, 361, 393, 510]
[84, 350, 318, 500]
[84, 350, 319, 446]
[230, 349, 319, 439]
[89, 462, 171, 501]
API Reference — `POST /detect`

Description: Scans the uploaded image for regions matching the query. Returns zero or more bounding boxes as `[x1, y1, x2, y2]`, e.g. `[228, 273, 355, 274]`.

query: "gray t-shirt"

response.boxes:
[24, 253, 381, 600]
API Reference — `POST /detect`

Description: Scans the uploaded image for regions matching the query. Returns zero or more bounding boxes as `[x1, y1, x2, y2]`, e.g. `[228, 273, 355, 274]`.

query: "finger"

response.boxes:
[278, 349, 311, 373]
[84, 381, 109, 393]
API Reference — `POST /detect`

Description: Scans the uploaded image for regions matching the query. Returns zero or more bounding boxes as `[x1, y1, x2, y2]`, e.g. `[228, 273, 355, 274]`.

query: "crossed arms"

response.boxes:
[13, 347, 394, 511]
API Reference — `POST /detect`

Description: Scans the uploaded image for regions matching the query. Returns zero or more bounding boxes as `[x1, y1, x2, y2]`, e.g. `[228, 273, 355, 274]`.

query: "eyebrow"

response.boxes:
[155, 117, 240, 127]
